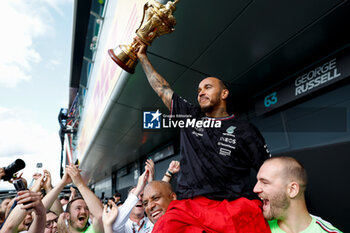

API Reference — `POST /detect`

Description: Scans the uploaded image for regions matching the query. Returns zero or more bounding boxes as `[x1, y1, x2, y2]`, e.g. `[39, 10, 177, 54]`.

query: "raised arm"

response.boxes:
[112, 170, 149, 233]
[102, 202, 119, 233]
[41, 170, 71, 215]
[65, 164, 103, 233]
[1, 191, 45, 233]
[42, 169, 64, 215]
[162, 160, 180, 182]
[136, 38, 174, 110]
[145, 159, 155, 183]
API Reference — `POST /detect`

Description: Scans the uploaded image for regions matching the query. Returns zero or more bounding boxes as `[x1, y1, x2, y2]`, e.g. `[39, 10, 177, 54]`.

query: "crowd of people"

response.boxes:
[0, 156, 342, 233]
[0, 159, 180, 233]
[0, 37, 343, 233]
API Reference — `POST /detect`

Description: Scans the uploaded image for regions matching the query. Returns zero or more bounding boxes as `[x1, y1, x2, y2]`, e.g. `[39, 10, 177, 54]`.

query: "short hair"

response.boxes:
[266, 156, 307, 190]
[201, 77, 228, 90]
[219, 79, 229, 90]
[46, 210, 58, 215]
[113, 192, 121, 198]
[146, 181, 174, 194]
[199, 77, 233, 114]
[65, 197, 84, 213]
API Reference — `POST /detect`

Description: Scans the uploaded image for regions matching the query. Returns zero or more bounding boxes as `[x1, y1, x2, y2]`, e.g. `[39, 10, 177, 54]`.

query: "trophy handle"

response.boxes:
[136, 3, 148, 32]
[135, 3, 151, 45]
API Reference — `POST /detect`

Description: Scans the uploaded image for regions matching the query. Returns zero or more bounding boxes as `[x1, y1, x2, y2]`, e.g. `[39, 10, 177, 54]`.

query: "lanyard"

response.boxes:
[132, 220, 145, 233]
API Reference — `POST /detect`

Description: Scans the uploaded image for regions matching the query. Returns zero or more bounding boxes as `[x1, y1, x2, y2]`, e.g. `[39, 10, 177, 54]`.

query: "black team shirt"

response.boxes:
[170, 93, 271, 200]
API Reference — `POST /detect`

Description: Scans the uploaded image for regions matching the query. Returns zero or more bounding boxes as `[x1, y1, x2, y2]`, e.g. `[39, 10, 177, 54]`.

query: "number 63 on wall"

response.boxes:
[264, 92, 278, 107]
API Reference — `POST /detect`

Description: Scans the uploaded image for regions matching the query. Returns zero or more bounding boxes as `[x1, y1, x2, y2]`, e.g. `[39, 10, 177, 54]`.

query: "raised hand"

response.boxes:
[162, 160, 180, 182]
[132, 169, 149, 196]
[57, 212, 70, 233]
[145, 159, 155, 183]
[15, 190, 45, 215]
[69, 186, 77, 201]
[32, 173, 42, 180]
[9, 172, 24, 184]
[61, 169, 72, 186]
[42, 169, 53, 191]
[102, 202, 119, 229]
[168, 161, 180, 174]
[135, 37, 148, 59]
[30, 174, 44, 192]
[65, 164, 83, 187]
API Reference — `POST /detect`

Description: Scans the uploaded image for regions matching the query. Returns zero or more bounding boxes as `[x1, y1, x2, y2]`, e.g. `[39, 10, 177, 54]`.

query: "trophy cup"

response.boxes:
[108, 0, 179, 74]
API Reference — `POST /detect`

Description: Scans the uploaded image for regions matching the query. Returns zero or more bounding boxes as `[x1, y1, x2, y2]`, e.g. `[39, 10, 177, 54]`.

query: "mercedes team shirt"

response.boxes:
[170, 93, 271, 200]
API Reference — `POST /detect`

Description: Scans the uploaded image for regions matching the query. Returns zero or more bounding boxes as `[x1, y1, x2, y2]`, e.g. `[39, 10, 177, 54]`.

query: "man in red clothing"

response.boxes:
[143, 181, 269, 232]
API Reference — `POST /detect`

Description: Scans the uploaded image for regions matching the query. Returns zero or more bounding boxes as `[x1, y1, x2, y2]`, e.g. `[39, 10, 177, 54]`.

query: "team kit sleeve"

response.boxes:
[240, 123, 271, 171]
[170, 93, 198, 117]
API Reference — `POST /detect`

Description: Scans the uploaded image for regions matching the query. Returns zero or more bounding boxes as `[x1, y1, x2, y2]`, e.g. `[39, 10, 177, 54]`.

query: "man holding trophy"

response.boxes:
[109, 0, 271, 232]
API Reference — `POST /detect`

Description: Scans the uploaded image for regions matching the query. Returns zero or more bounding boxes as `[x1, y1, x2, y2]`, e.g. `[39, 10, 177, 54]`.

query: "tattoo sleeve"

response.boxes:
[139, 55, 174, 110]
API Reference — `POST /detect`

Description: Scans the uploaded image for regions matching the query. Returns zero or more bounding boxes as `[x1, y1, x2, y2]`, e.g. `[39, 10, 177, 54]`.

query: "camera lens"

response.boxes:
[2, 159, 26, 181]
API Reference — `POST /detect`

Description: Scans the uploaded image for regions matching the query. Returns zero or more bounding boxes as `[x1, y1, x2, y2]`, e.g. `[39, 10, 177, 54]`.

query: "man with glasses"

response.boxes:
[45, 211, 58, 233]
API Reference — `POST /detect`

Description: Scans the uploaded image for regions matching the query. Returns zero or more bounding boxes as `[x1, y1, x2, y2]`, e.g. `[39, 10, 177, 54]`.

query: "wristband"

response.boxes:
[167, 170, 174, 176]
[164, 174, 172, 178]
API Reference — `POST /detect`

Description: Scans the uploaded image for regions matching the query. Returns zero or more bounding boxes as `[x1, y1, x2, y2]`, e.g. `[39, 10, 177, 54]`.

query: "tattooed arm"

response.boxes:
[136, 38, 174, 110]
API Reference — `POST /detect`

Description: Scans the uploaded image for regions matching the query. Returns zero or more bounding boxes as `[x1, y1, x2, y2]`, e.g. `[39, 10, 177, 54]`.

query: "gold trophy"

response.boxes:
[108, 0, 179, 74]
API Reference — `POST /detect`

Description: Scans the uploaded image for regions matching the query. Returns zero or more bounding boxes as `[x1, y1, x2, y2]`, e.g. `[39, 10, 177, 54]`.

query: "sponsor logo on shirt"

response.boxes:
[226, 126, 236, 134]
[218, 142, 236, 149]
[218, 133, 237, 154]
[220, 137, 236, 144]
[219, 148, 231, 156]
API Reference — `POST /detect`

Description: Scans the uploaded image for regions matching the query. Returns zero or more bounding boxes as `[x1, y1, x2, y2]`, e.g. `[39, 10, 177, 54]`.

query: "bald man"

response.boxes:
[142, 181, 176, 224]
[254, 157, 342, 233]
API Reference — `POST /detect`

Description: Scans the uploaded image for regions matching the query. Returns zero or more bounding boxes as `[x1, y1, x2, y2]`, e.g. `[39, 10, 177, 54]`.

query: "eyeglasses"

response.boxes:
[45, 217, 58, 228]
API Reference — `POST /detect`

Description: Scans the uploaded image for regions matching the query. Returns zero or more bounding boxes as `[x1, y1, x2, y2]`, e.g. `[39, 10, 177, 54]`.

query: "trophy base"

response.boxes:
[108, 45, 138, 74]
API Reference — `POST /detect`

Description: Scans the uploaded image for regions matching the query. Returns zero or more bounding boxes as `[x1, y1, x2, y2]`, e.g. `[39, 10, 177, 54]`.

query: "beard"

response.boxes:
[69, 218, 87, 231]
[200, 104, 214, 113]
[199, 93, 222, 114]
[264, 191, 290, 220]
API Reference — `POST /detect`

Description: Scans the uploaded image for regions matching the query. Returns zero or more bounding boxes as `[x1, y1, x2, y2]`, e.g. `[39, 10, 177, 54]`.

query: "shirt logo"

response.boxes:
[143, 110, 162, 129]
[226, 126, 236, 134]
[219, 148, 231, 156]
